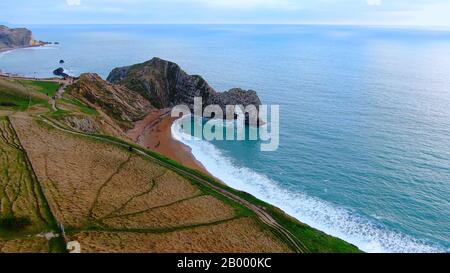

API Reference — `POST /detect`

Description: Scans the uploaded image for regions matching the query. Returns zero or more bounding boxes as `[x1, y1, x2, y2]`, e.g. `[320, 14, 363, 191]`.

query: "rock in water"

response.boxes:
[53, 67, 69, 78]
[59, 60, 65, 64]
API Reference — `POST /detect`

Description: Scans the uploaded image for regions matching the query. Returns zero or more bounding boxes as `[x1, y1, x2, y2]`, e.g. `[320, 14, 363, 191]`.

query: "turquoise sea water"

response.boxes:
[1, 25, 449, 252]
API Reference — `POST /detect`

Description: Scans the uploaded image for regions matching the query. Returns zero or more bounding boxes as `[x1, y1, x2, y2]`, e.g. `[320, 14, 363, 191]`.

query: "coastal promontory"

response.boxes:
[0, 25, 47, 51]
[107, 57, 262, 115]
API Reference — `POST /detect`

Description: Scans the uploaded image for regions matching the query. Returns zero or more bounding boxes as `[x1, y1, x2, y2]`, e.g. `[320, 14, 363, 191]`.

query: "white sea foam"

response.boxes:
[0, 50, 12, 58]
[62, 68, 76, 77]
[171, 116, 444, 253]
[22, 44, 59, 51]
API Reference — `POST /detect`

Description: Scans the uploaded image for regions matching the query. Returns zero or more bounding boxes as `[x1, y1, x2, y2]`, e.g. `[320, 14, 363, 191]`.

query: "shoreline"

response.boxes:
[0, 44, 54, 76]
[0, 43, 49, 53]
[127, 109, 214, 177]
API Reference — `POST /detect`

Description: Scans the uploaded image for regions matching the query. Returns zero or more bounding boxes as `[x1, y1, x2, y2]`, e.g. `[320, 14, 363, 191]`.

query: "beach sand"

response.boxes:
[127, 109, 211, 176]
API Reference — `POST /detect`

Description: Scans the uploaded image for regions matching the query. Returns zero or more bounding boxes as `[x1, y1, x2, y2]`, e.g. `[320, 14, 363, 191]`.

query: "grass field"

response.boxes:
[59, 97, 98, 115]
[0, 78, 50, 111]
[16, 80, 60, 98]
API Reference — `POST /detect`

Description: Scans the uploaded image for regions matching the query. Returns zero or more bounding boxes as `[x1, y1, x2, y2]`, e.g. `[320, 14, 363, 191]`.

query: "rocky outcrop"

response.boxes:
[67, 73, 153, 127]
[107, 57, 216, 109]
[107, 57, 263, 124]
[0, 25, 46, 51]
[63, 115, 101, 134]
[53, 67, 69, 78]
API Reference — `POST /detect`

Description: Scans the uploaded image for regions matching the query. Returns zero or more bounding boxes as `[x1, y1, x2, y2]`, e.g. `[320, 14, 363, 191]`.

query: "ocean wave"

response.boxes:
[171, 116, 445, 253]
[62, 68, 76, 77]
[22, 44, 59, 51]
[0, 50, 13, 58]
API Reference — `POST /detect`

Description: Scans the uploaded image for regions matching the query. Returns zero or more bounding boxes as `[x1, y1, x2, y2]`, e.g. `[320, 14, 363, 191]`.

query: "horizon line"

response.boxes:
[4, 22, 450, 30]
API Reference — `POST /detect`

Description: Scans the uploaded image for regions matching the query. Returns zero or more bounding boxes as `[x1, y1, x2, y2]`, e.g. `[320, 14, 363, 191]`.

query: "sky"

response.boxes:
[1, 0, 450, 27]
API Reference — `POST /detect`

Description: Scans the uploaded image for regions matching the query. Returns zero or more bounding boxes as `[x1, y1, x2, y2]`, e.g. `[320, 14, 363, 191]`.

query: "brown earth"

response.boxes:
[70, 217, 290, 253]
[101, 195, 236, 230]
[0, 237, 50, 253]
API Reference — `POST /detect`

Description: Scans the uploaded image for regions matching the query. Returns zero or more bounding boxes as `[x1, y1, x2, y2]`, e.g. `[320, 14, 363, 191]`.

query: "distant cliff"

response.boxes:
[107, 58, 262, 121]
[0, 25, 46, 51]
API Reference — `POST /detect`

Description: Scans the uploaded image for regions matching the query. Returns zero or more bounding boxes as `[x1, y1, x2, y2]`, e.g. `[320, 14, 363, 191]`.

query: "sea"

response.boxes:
[1, 24, 449, 253]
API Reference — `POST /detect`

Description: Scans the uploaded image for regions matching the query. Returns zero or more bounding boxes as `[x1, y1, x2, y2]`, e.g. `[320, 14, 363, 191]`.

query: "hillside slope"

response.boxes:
[67, 73, 153, 129]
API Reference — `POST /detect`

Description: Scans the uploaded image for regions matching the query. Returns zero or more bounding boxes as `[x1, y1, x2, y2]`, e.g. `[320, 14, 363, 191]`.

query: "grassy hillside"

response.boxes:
[0, 77, 59, 111]
[0, 116, 65, 252]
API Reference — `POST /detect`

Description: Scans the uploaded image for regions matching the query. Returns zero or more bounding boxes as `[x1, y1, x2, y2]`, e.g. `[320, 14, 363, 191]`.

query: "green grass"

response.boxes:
[59, 97, 98, 115]
[47, 108, 71, 118]
[0, 88, 49, 111]
[0, 78, 54, 111]
[0, 117, 67, 252]
[17, 80, 60, 97]
[0, 216, 32, 231]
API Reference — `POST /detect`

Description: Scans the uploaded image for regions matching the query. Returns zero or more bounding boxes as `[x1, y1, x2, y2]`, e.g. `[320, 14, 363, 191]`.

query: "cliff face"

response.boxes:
[107, 58, 262, 117]
[107, 57, 216, 109]
[67, 73, 153, 126]
[0, 25, 38, 50]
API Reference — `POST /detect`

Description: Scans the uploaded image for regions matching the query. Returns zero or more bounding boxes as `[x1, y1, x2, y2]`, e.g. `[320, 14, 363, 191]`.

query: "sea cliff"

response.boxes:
[0, 25, 48, 52]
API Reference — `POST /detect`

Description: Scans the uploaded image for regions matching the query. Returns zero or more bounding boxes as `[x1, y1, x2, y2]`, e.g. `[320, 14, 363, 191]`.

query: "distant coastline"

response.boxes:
[1, 25, 50, 51]
[0, 43, 50, 54]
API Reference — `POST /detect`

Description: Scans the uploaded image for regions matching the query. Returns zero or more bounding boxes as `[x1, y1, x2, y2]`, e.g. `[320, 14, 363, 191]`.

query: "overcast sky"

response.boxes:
[1, 0, 450, 27]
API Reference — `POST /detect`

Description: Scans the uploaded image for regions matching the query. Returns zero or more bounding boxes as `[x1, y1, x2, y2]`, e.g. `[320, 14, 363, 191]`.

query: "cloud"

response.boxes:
[66, 0, 81, 6]
[366, 0, 382, 6]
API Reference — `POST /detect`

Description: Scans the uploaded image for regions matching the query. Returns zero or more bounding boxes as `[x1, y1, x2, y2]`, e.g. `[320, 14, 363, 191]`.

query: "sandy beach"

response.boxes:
[127, 109, 212, 176]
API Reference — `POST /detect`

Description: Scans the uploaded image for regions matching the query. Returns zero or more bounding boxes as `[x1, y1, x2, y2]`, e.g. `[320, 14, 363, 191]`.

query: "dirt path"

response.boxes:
[38, 115, 308, 253]
[50, 78, 71, 112]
